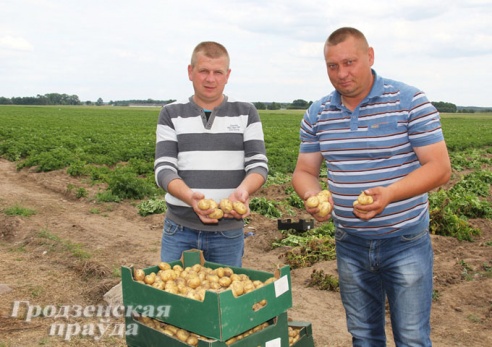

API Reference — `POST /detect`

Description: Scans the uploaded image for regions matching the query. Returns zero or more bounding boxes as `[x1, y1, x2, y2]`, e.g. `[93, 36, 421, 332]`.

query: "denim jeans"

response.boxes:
[335, 228, 433, 347]
[160, 218, 244, 267]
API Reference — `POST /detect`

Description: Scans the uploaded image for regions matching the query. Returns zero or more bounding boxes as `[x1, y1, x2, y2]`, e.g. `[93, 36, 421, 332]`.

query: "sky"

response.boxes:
[1, 0, 491, 107]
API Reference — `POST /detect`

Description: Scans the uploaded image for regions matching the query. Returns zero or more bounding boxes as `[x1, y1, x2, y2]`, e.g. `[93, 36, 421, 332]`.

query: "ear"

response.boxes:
[225, 68, 231, 84]
[368, 47, 375, 66]
[187, 64, 193, 81]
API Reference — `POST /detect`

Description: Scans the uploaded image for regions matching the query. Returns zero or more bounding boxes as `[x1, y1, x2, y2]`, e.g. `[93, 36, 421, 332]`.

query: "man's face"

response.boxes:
[324, 36, 374, 101]
[188, 52, 231, 108]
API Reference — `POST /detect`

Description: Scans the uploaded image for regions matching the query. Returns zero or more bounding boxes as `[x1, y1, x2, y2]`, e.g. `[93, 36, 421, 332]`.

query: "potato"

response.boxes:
[176, 329, 190, 342]
[162, 329, 175, 336]
[208, 208, 224, 219]
[160, 269, 176, 281]
[233, 201, 247, 215]
[223, 267, 234, 277]
[215, 267, 225, 278]
[158, 261, 171, 271]
[219, 199, 233, 213]
[354, 191, 373, 206]
[306, 195, 319, 208]
[197, 199, 211, 210]
[187, 276, 201, 289]
[231, 281, 244, 297]
[133, 269, 145, 282]
[186, 335, 199, 346]
[219, 276, 232, 287]
[144, 273, 156, 285]
[209, 199, 218, 210]
[191, 264, 202, 272]
[316, 201, 332, 217]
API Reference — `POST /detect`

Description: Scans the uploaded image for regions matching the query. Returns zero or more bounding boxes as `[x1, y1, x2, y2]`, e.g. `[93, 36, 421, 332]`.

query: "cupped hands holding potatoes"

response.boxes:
[304, 189, 333, 222]
[193, 189, 250, 223]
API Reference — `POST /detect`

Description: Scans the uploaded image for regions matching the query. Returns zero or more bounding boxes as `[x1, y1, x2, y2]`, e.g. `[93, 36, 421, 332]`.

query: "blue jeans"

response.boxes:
[160, 218, 244, 267]
[335, 228, 433, 347]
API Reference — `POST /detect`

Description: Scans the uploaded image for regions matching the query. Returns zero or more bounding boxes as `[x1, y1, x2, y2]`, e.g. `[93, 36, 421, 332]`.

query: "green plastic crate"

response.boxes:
[289, 321, 315, 347]
[121, 250, 292, 341]
[125, 311, 290, 347]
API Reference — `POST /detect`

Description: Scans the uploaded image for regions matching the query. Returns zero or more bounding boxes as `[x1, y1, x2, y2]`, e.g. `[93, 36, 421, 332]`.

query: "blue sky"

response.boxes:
[1, 0, 491, 106]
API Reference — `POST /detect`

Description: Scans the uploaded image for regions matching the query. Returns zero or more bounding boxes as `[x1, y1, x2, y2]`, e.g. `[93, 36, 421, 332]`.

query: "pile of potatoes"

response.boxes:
[136, 315, 273, 346]
[305, 189, 332, 217]
[197, 198, 247, 219]
[137, 315, 202, 346]
[137, 314, 303, 347]
[133, 262, 276, 304]
[288, 326, 302, 345]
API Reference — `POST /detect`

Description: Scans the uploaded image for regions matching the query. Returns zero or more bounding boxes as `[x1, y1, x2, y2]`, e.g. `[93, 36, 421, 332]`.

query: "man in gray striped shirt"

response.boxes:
[154, 41, 268, 267]
[293, 27, 451, 346]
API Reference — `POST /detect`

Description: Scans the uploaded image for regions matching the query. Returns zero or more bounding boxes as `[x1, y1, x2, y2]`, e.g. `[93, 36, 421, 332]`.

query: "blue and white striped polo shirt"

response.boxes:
[299, 70, 444, 238]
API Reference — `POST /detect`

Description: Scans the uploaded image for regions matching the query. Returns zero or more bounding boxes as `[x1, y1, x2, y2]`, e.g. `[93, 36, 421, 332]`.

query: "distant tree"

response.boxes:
[253, 102, 266, 110]
[432, 101, 457, 113]
[267, 102, 281, 110]
[96, 98, 104, 106]
[0, 97, 12, 104]
[288, 99, 309, 109]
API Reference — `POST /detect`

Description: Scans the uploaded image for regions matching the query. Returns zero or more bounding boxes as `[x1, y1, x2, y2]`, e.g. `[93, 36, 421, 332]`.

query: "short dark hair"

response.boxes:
[325, 27, 368, 47]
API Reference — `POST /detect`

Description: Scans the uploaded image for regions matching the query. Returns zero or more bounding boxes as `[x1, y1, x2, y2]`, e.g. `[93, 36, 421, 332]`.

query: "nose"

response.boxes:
[337, 65, 349, 79]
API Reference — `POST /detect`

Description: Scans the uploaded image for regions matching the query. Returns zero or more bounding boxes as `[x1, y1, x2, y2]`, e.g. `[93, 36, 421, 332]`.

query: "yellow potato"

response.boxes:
[356, 191, 374, 205]
[219, 276, 232, 287]
[133, 269, 145, 282]
[316, 201, 332, 217]
[158, 261, 171, 271]
[233, 201, 247, 215]
[176, 329, 190, 342]
[209, 199, 218, 210]
[318, 189, 331, 199]
[219, 199, 233, 213]
[208, 209, 224, 219]
[187, 277, 201, 289]
[306, 196, 319, 208]
[144, 274, 155, 285]
[197, 199, 211, 210]
[186, 335, 199, 346]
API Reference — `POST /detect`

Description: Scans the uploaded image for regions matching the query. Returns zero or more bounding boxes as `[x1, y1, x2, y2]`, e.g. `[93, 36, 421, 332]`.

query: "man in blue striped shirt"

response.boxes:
[293, 27, 451, 346]
[154, 41, 268, 267]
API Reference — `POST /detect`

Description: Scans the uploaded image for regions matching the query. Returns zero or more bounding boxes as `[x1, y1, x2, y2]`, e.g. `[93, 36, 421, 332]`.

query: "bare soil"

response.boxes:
[1, 158, 491, 347]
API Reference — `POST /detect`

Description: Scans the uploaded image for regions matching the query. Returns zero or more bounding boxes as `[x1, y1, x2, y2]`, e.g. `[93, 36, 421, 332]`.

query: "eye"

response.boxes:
[327, 64, 338, 70]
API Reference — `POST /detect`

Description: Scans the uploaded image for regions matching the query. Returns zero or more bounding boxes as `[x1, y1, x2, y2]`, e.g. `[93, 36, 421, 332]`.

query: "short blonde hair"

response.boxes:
[190, 41, 230, 68]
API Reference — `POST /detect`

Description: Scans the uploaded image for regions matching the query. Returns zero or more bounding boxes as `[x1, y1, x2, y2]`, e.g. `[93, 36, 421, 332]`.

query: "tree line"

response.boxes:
[1, 93, 490, 113]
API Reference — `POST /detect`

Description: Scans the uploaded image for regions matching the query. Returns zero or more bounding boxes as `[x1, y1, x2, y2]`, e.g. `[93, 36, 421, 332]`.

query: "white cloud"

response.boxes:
[0, 35, 33, 51]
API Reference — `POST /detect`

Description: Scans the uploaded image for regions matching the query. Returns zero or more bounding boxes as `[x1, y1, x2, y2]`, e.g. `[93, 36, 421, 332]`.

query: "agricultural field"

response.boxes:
[0, 105, 491, 346]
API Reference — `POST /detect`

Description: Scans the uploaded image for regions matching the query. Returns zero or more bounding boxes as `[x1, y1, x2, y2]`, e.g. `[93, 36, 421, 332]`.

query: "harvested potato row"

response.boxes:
[288, 326, 302, 346]
[133, 262, 277, 302]
[353, 191, 373, 206]
[136, 314, 271, 346]
[305, 189, 332, 217]
[197, 198, 247, 219]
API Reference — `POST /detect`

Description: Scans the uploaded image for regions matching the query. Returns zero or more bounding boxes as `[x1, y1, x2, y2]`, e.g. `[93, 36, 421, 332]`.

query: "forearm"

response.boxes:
[386, 160, 450, 203]
[292, 152, 325, 200]
[236, 172, 266, 198]
[166, 178, 195, 206]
